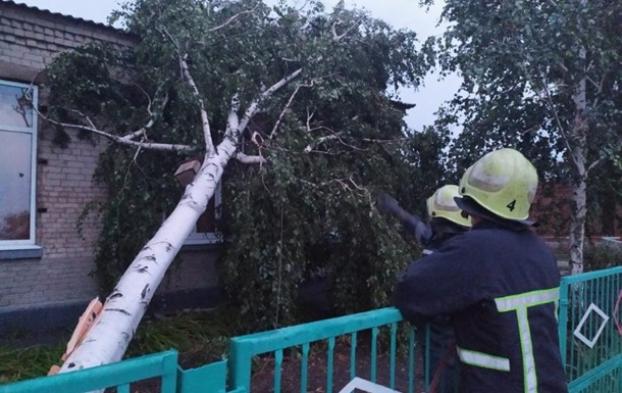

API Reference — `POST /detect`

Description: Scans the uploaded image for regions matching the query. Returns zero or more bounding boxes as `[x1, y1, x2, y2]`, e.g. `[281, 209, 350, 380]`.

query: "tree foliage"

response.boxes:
[427, 0, 622, 268]
[431, 0, 622, 168]
[44, 0, 440, 329]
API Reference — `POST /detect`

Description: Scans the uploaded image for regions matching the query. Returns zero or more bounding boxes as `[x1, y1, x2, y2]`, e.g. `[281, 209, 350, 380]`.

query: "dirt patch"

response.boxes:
[250, 340, 425, 393]
[126, 339, 426, 393]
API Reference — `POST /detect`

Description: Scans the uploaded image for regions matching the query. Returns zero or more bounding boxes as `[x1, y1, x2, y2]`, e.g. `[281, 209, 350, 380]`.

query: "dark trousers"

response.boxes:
[428, 323, 459, 393]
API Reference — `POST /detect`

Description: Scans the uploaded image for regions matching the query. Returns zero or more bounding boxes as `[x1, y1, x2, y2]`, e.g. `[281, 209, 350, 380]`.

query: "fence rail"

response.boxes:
[0, 350, 178, 393]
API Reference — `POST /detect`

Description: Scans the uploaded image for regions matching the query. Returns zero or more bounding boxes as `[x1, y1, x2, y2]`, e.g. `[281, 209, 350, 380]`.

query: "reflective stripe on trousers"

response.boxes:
[456, 347, 510, 372]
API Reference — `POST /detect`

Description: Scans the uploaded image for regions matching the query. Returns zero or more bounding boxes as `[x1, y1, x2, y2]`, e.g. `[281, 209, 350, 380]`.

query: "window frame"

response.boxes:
[183, 181, 223, 246]
[0, 79, 38, 250]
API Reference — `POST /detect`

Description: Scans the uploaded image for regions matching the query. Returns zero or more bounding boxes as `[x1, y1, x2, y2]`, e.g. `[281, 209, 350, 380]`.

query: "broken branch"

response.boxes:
[39, 112, 195, 153]
[235, 152, 267, 164]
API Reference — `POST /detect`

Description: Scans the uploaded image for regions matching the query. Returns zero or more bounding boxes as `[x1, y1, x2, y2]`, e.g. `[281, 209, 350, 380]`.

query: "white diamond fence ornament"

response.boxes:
[573, 303, 610, 349]
[337, 377, 402, 393]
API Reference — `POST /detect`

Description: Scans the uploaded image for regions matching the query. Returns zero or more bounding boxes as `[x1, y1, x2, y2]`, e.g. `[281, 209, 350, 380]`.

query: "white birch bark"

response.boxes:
[569, 74, 588, 275]
[58, 69, 302, 372]
[59, 139, 235, 371]
[569, 8, 588, 274]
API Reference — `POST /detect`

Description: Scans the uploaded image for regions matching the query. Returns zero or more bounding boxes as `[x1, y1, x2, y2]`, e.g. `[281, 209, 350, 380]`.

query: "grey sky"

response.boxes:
[18, 0, 460, 130]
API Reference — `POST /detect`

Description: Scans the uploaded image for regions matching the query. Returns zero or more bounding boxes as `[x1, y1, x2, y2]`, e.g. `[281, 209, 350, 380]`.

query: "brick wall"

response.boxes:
[0, 2, 134, 80]
[533, 182, 621, 240]
[0, 2, 219, 315]
[36, 127, 106, 260]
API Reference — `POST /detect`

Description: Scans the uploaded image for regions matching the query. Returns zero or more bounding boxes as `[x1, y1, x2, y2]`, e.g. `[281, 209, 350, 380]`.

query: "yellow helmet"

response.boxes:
[458, 148, 538, 222]
[426, 185, 472, 228]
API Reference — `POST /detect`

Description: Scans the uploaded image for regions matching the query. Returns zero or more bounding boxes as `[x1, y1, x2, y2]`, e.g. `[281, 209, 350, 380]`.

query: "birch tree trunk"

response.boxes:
[569, 72, 588, 275]
[568, 16, 589, 274]
[569, 170, 587, 275]
[57, 66, 301, 372]
[59, 137, 238, 371]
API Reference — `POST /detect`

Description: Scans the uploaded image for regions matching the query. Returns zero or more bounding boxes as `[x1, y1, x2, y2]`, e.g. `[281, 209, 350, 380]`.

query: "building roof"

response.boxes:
[0, 0, 131, 36]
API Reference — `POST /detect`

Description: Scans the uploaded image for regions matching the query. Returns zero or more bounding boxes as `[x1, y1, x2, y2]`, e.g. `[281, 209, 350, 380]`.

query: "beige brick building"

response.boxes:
[0, 1, 220, 333]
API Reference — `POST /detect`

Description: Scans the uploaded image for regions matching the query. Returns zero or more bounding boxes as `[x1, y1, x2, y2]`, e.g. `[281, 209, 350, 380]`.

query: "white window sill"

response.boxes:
[0, 245, 43, 261]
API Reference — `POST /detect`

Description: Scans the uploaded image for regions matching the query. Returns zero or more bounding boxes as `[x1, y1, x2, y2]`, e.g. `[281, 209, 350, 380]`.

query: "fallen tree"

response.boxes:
[43, 0, 432, 371]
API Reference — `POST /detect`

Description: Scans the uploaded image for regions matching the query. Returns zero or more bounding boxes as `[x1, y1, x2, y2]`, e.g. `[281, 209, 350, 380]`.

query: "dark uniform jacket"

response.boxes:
[395, 221, 568, 393]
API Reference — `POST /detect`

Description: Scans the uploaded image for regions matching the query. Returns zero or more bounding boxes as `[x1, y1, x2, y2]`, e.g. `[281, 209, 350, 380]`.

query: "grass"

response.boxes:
[0, 307, 241, 384]
[0, 344, 65, 383]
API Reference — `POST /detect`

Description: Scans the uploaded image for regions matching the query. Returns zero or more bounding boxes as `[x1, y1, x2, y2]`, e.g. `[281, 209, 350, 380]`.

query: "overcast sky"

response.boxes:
[18, 0, 460, 130]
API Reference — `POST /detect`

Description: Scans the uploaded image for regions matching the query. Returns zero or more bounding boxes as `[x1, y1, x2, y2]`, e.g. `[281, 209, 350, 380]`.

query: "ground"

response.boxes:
[0, 308, 235, 383]
[249, 339, 427, 393]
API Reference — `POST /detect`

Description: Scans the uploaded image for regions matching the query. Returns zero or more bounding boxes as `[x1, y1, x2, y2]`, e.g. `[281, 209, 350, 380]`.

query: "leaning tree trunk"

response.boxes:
[59, 137, 238, 372]
[54, 65, 300, 372]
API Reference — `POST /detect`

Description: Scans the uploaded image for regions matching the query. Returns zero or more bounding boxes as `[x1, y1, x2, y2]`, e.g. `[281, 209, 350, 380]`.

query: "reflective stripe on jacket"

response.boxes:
[394, 221, 568, 393]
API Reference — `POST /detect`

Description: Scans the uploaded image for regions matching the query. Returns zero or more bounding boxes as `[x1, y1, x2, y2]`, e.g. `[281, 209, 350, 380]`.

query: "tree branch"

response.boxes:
[590, 72, 608, 110]
[208, 8, 257, 32]
[304, 133, 342, 152]
[587, 157, 604, 174]
[225, 94, 240, 137]
[305, 108, 315, 132]
[515, 34, 581, 171]
[237, 68, 303, 136]
[159, 26, 214, 154]
[235, 152, 267, 164]
[122, 127, 148, 141]
[536, 71, 581, 170]
[269, 81, 312, 140]
[331, 19, 360, 42]
[160, 26, 180, 52]
[179, 54, 215, 154]
[122, 92, 170, 141]
[39, 111, 195, 153]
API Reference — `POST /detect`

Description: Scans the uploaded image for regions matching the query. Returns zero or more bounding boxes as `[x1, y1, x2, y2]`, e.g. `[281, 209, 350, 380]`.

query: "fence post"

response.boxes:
[558, 279, 570, 366]
[229, 340, 252, 392]
[160, 351, 179, 393]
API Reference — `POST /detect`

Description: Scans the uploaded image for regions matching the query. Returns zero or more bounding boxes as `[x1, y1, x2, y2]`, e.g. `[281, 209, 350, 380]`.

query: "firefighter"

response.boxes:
[394, 148, 567, 393]
[377, 185, 471, 392]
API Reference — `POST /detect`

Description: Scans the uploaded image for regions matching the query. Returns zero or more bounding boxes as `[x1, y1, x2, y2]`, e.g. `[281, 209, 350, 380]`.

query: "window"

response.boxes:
[0, 80, 38, 249]
[184, 181, 223, 245]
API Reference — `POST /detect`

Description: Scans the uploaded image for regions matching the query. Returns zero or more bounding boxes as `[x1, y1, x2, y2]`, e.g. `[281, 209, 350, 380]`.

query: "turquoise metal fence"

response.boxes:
[6, 265, 622, 393]
[558, 266, 622, 393]
[0, 350, 178, 393]
[229, 307, 428, 393]
[0, 309, 427, 393]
